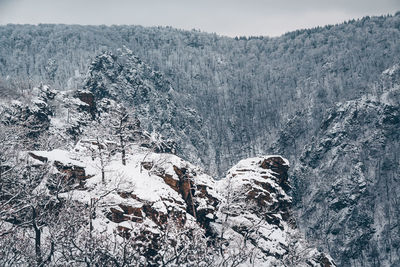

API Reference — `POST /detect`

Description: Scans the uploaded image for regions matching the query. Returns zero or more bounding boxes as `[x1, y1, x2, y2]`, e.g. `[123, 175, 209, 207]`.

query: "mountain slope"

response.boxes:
[280, 68, 400, 266]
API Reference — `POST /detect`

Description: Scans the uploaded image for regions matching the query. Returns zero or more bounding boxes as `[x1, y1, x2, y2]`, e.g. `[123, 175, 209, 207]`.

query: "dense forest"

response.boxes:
[1, 13, 400, 176]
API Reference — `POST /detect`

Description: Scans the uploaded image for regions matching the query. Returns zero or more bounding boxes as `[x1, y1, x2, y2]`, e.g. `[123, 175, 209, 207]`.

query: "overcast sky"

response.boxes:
[0, 0, 399, 37]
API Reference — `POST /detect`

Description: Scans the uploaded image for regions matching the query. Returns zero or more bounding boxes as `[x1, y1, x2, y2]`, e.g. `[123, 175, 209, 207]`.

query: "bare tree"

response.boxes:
[110, 106, 130, 166]
[0, 161, 60, 266]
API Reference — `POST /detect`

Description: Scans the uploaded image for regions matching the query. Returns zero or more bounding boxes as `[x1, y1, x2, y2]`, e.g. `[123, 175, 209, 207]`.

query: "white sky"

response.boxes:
[0, 0, 399, 37]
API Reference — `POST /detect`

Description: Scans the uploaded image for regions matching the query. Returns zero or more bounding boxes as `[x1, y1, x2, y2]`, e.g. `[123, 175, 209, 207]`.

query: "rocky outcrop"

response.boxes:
[83, 48, 208, 169]
[139, 159, 219, 233]
[74, 90, 96, 116]
[28, 150, 93, 188]
[214, 156, 335, 266]
[25, 143, 335, 266]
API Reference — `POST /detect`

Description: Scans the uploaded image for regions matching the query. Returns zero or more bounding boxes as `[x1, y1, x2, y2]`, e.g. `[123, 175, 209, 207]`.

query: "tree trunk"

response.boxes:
[32, 207, 42, 266]
[120, 134, 126, 166]
[89, 198, 94, 239]
[97, 137, 105, 184]
[122, 148, 126, 166]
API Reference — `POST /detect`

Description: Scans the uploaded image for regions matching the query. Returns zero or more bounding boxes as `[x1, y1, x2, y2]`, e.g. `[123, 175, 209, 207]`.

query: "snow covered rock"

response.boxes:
[23, 145, 335, 266]
[214, 156, 335, 266]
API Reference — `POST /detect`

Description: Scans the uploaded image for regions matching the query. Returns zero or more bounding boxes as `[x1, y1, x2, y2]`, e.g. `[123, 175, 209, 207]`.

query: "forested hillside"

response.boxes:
[273, 65, 400, 266]
[1, 12, 400, 267]
[1, 13, 400, 176]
